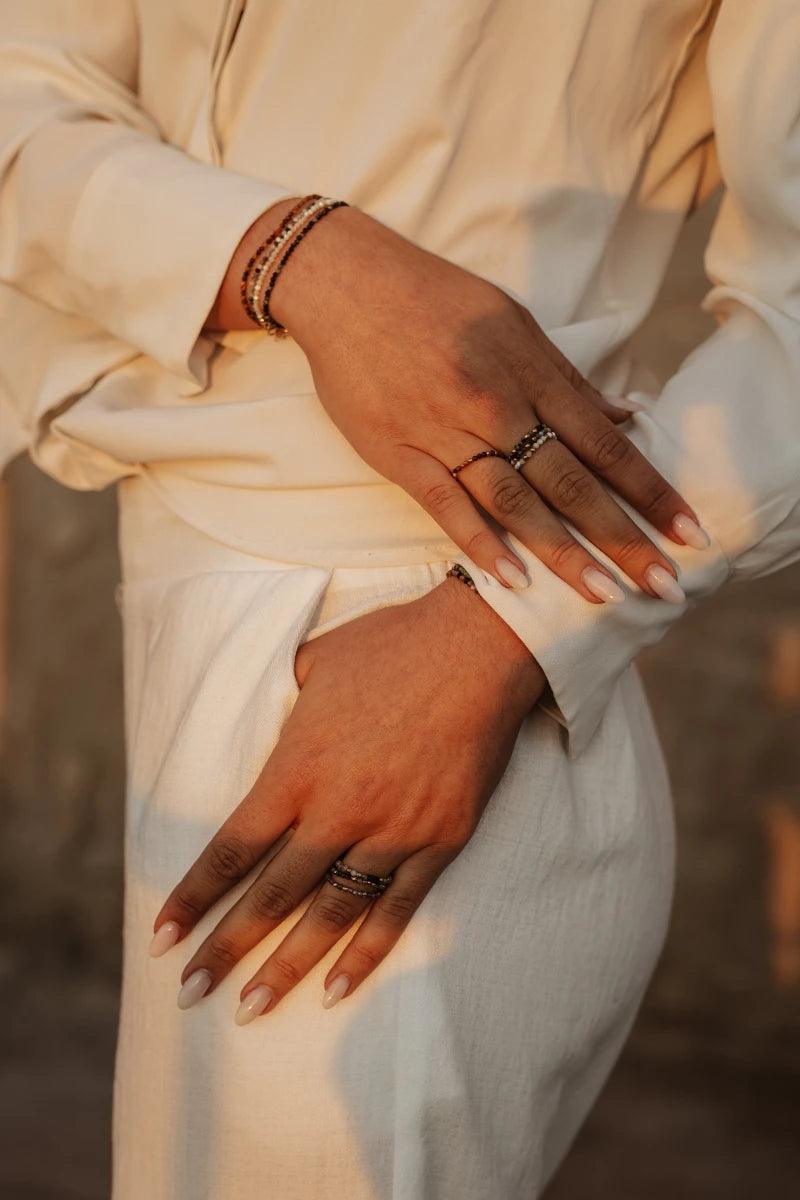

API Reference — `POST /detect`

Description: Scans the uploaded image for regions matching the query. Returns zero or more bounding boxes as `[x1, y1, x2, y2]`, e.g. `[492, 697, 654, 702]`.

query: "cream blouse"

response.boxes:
[1, 0, 798, 756]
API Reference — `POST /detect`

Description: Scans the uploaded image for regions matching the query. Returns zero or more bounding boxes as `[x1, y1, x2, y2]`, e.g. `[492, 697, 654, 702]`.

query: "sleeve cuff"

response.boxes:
[452, 459, 731, 759]
[65, 132, 297, 388]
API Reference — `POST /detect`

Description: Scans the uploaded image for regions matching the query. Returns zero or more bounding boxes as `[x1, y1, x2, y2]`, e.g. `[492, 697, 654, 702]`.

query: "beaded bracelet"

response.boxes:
[246, 195, 333, 327]
[256, 198, 349, 336]
[240, 194, 319, 326]
[446, 563, 477, 590]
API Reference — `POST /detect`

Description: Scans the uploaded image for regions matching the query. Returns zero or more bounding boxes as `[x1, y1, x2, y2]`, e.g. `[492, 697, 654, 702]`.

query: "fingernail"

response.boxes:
[495, 557, 530, 589]
[177, 968, 212, 1010]
[581, 567, 625, 604]
[644, 565, 686, 604]
[235, 984, 273, 1026]
[671, 513, 710, 550]
[148, 921, 180, 958]
[603, 393, 646, 412]
[322, 974, 351, 1009]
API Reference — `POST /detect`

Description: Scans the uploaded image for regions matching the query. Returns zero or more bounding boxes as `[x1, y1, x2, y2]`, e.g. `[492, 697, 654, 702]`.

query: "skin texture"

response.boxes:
[154, 575, 546, 1012]
[149, 199, 706, 1017]
[208, 199, 701, 599]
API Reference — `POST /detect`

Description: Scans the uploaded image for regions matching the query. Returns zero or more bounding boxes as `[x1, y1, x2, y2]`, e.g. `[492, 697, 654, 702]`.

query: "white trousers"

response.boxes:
[112, 474, 676, 1200]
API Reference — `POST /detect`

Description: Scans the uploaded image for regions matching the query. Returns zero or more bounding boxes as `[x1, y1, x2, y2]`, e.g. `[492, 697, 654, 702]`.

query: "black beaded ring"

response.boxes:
[450, 447, 508, 478]
[325, 857, 393, 898]
[507, 422, 558, 470]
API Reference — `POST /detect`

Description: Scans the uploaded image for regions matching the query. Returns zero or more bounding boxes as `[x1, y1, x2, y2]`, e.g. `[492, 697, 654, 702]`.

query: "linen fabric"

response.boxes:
[1, 0, 799, 758]
[114, 473, 676, 1200]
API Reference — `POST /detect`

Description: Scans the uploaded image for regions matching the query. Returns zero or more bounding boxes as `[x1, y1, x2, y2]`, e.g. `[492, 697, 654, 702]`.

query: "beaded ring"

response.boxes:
[450, 448, 508, 478]
[325, 857, 393, 898]
[507, 422, 558, 470]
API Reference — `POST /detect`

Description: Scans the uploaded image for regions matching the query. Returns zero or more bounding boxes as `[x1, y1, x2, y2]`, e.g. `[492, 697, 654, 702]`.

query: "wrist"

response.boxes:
[432, 575, 546, 710]
[267, 202, 372, 338]
[206, 196, 306, 331]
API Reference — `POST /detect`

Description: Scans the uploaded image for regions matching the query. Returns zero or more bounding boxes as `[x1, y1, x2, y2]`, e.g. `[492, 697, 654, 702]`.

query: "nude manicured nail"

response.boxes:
[322, 974, 351, 1009]
[495, 557, 530, 589]
[148, 921, 180, 958]
[581, 567, 624, 604]
[644, 565, 686, 604]
[671, 513, 710, 550]
[602, 393, 646, 412]
[235, 984, 273, 1026]
[177, 969, 212, 1010]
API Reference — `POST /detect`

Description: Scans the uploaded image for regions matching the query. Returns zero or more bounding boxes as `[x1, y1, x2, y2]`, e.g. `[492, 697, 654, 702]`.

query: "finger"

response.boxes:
[533, 338, 633, 424]
[176, 823, 341, 1007]
[319, 841, 456, 1006]
[397, 445, 532, 589]
[532, 377, 709, 550]
[510, 303, 633, 425]
[235, 838, 411, 1022]
[459, 454, 626, 603]
[150, 752, 300, 950]
[516, 436, 686, 600]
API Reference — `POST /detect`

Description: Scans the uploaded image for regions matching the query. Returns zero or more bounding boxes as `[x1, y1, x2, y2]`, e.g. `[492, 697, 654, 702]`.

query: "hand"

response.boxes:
[257, 201, 709, 604]
[150, 576, 545, 1020]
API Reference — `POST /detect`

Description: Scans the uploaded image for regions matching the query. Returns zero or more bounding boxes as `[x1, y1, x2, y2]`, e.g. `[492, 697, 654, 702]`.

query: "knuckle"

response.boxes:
[551, 467, 594, 510]
[248, 879, 297, 924]
[462, 527, 494, 561]
[421, 479, 460, 518]
[585, 427, 632, 473]
[269, 956, 303, 986]
[172, 888, 206, 921]
[377, 890, 419, 923]
[490, 474, 535, 521]
[312, 893, 360, 931]
[547, 535, 582, 572]
[459, 381, 503, 426]
[204, 836, 250, 884]
[207, 932, 240, 968]
[613, 532, 652, 566]
[559, 357, 585, 393]
[429, 819, 472, 852]
[350, 941, 384, 972]
[639, 478, 673, 519]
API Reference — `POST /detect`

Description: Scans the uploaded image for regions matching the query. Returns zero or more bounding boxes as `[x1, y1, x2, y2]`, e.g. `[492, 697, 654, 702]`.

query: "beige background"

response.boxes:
[1, 194, 798, 1198]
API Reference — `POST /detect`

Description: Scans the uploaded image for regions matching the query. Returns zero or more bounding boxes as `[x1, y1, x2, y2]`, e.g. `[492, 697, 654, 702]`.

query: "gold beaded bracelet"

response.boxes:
[240, 194, 319, 326]
[247, 196, 332, 328]
[257, 198, 349, 336]
[240, 193, 349, 337]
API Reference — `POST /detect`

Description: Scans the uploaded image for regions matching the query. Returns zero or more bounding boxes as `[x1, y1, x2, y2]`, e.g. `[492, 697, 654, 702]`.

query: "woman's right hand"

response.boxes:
[252, 202, 709, 602]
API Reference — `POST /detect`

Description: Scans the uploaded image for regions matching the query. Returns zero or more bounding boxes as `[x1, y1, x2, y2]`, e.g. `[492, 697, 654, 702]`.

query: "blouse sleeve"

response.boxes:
[452, 0, 800, 758]
[0, 0, 295, 396]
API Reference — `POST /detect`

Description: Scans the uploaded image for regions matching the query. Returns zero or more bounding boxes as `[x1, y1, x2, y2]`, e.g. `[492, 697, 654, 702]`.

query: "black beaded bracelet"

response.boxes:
[446, 563, 477, 590]
[258, 199, 350, 336]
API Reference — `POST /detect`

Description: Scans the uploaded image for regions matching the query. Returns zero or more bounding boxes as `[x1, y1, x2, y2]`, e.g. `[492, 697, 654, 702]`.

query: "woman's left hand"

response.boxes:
[150, 575, 545, 1021]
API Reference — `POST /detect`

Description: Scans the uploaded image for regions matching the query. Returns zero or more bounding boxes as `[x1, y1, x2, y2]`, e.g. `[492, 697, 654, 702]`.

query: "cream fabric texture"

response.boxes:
[1, 1, 799, 757]
[115, 474, 675, 1200]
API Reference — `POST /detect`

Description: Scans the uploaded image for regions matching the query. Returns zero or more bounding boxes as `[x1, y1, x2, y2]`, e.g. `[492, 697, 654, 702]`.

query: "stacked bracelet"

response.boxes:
[240, 193, 349, 336]
[240, 194, 318, 325]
